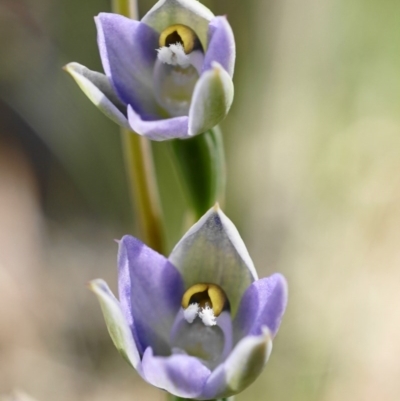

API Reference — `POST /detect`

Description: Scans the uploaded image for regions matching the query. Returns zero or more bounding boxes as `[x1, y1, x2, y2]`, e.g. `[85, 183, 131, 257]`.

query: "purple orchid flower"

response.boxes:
[90, 205, 287, 399]
[65, 0, 235, 141]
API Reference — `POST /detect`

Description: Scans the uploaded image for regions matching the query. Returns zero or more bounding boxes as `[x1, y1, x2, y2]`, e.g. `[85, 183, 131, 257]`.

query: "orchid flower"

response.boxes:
[90, 205, 287, 399]
[65, 0, 235, 141]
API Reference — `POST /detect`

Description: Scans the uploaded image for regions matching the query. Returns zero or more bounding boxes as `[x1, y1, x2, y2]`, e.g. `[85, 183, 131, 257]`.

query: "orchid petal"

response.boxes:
[169, 205, 258, 316]
[118, 236, 184, 356]
[234, 274, 288, 340]
[142, 0, 214, 50]
[95, 13, 159, 117]
[169, 310, 233, 371]
[188, 62, 234, 136]
[88, 279, 141, 369]
[127, 105, 189, 140]
[142, 347, 211, 399]
[202, 328, 272, 399]
[64, 62, 129, 128]
[203, 16, 236, 77]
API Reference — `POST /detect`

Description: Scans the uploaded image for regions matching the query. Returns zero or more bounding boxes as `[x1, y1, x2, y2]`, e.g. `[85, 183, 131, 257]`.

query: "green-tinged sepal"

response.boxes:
[189, 63, 234, 137]
[218, 328, 272, 397]
[64, 62, 130, 129]
[88, 279, 140, 369]
[169, 126, 225, 219]
[169, 205, 258, 316]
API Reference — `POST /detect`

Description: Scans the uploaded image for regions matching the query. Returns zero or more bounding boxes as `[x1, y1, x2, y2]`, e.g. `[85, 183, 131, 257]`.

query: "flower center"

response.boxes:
[181, 283, 227, 327]
[159, 24, 198, 54]
[156, 24, 201, 69]
[153, 25, 204, 117]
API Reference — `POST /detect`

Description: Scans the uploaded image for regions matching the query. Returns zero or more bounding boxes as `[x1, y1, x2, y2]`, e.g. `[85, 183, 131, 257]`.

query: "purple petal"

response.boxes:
[142, 347, 211, 399]
[202, 328, 272, 399]
[203, 16, 235, 77]
[118, 235, 184, 356]
[127, 105, 190, 141]
[95, 13, 159, 117]
[234, 274, 288, 340]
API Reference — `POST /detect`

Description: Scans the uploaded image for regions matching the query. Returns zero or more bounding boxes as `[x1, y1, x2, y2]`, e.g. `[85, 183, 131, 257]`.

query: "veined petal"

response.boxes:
[128, 105, 189, 141]
[88, 279, 141, 370]
[203, 16, 236, 77]
[141, 0, 214, 50]
[188, 62, 234, 136]
[142, 347, 211, 399]
[95, 13, 159, 117]
[234, 274, 288, 340]
[64, 62, 129, 128]
[169, 205, 258, 316]
[201, 328, 272, 399]
[118, 236, 184, 356]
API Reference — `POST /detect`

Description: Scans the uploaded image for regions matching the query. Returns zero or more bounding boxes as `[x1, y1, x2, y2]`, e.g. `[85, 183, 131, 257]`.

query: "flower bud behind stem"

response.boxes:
[168, 126, 226, 221]
[112, 0, 165, 254]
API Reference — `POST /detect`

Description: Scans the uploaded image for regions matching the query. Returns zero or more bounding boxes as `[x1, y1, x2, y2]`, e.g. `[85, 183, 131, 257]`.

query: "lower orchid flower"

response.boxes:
[90, 205, 287, 399]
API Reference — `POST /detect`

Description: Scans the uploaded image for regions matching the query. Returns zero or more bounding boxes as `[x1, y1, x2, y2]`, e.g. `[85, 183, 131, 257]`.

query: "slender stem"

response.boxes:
[120, 129, 164, 253]
[112, 0, 165, 254]
[112, 0, 138, 19]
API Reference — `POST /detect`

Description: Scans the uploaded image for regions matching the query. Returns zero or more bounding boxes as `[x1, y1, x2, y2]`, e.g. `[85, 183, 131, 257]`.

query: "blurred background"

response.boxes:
[1, 0, 400, 400]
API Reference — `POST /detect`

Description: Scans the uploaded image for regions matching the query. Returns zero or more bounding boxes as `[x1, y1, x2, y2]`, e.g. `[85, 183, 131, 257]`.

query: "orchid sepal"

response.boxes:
[64, 62, 130, 129]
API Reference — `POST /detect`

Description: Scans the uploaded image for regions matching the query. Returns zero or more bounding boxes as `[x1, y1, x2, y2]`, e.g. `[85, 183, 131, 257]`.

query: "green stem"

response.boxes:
[112, 0, 138, 19]
[112, 0, 165, 254]
[120, 129, 164, 253]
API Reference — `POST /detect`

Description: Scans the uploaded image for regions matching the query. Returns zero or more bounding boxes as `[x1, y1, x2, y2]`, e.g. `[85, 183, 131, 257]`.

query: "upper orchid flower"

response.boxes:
[90, 205, 287, 399]
[65, 0, 235, 141]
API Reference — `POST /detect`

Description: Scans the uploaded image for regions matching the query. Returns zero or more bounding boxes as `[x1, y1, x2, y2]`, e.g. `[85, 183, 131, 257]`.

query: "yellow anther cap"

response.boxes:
[159, 24, 198, 54]
[181, 283, 227, 317]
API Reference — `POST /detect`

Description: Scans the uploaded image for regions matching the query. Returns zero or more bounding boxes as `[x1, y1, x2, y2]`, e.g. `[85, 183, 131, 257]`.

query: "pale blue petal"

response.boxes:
[127, 105, 189, 140]
[234, 274, 288, 341]
[142, 347, 211, 399]
[203, 16, 235, 77]
[118, 236, 184, 356]
[96, 13, 159, 117]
